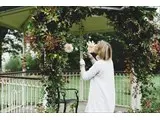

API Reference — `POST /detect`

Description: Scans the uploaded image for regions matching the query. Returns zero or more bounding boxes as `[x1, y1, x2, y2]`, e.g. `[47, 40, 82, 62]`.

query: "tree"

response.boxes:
[3, 29, 23, 54]
[5, 56, 22, 72]
[0, 26, 23, 71]
[4, 52, 40, 72]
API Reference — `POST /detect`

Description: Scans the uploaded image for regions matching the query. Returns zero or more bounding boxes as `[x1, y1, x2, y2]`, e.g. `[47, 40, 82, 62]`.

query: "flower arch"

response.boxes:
[26, 6, 160, 112]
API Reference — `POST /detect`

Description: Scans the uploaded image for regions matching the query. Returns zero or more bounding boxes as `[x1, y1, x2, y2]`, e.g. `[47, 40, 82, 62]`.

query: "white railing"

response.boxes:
[64, 71, 131, 107]
[0, 71, 43, 113]
[1, 71, 159, 112]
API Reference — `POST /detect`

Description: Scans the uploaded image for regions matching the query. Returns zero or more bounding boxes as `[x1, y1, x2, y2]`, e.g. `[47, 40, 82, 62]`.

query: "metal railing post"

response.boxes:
[1, 78, 4, 112]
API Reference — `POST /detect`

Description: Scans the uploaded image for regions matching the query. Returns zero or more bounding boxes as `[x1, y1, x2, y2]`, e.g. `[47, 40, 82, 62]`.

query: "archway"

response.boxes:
[27, 6, 160, 112]
[0, 6, 160, 112]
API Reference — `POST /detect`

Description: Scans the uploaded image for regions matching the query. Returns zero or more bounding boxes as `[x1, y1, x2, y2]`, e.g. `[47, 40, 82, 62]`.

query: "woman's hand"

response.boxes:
[80, 59, 85, 66]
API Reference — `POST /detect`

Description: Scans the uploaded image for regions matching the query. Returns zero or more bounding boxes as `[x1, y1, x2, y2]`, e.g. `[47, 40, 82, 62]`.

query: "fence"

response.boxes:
[1, 71, 160, 112]
[0, 71, 43, 113]
[64, 71, 131, 107]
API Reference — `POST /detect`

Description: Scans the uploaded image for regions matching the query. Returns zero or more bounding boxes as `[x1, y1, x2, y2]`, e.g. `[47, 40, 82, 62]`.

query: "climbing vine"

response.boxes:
[26, 6, 93, 112]
[26, 6, 160, 112]
[104, 7, 160, 112]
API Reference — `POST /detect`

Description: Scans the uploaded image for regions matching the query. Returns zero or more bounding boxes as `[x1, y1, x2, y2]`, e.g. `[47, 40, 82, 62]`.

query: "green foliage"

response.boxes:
[26, 53, 40, 70]
[28, 7, 69, 112]
[141, 98, 160, 113]
[0, 27, 23, 71]
[104, 7, 160, 112]
[27, 6, 98, 112]
[3, 30, 22, 55]
[5, 53, 40, 72]
[5, 56, 22, 72]
[128, 99, 160, 113]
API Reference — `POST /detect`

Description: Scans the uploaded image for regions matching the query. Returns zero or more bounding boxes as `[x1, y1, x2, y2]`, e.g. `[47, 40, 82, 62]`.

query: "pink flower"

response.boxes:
[64, 43, 73, 53]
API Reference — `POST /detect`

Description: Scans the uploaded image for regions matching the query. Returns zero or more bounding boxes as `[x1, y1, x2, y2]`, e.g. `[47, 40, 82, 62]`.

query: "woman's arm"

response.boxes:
[80, 60, 99, 80]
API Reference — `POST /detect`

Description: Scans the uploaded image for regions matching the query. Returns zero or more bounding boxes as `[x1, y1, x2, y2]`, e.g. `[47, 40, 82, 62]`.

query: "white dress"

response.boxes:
[81, 59, 115, 113]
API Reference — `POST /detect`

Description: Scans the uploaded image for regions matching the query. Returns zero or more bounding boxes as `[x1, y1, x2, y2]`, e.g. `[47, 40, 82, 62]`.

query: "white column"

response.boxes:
[22, 33, 26, 112]
[79, 41, 84, 101]
[79, 21, 84, 101]
[42, 49, 48, 111]
[135, 82, 142, 110]
[130, 68, 142, 111]
[42, 86, 48, 110]
[79, 47, 84, 101]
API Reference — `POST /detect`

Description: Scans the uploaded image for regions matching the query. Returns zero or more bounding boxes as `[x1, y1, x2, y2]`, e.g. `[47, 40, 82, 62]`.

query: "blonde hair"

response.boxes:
[95, 40, 112, 60]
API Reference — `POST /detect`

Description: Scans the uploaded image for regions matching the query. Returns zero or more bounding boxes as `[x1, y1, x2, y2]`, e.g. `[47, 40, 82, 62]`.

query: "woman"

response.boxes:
[80, 40, 115, 113]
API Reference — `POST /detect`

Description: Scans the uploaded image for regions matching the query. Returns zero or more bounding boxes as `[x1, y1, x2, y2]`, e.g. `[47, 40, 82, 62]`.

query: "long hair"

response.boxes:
[95, 40, 112, 60]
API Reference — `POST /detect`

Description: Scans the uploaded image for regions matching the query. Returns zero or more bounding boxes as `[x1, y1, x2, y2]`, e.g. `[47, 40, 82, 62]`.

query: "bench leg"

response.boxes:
[56, 102, 60, 113]
[75, 91, 79, 113]
[63, 102, 67, 113]
[75, 101, 79, 113]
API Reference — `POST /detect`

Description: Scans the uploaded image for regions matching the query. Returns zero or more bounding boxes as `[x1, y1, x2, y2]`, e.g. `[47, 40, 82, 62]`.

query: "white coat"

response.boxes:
[80, 59, 115, 113]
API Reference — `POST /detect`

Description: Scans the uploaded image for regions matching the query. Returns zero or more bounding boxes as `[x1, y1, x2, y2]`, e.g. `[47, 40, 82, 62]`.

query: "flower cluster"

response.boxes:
[151, 39, 160, 55]
[64, 41, 96, 54]
[87, 41, 96, 53]
[64, 43, 74, 53]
